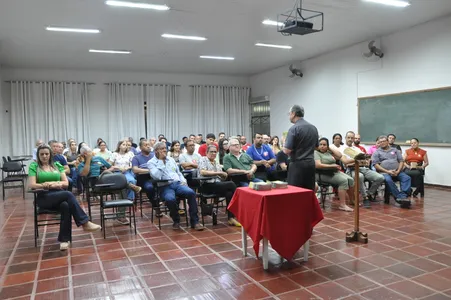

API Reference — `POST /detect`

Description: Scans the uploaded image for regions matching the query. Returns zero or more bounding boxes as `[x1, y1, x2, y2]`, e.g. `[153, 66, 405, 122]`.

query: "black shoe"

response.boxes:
[363, 199, 371, 208]
[172, 222, 181, 230]
[367, 194, 378, 203]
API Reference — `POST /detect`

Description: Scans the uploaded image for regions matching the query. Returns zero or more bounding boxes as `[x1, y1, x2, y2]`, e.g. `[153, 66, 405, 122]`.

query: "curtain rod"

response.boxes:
[189, 84, 250, 88]
[104, 83, 181, 87]
[4, 80, 95, 85]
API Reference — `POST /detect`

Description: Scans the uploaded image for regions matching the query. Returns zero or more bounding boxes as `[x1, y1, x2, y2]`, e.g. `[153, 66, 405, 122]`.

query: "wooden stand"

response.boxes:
[346, 160, 368, 244]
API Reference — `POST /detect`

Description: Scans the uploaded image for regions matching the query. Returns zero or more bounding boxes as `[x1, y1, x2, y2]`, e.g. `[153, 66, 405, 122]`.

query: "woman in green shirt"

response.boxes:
[29, 145, 101, 251]
[315, 138, 354, 212]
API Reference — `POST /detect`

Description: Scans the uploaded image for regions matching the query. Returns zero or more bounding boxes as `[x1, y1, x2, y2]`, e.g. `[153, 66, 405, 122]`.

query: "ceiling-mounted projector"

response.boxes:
[277, 0, 324, 36]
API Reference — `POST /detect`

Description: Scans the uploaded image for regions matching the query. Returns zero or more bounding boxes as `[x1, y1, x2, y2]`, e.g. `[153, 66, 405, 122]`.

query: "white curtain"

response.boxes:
[191, 85, 251, 137]
[10, 81, 91, 155]
[107, 83, 146, 146]
[145, 85, 180, 141]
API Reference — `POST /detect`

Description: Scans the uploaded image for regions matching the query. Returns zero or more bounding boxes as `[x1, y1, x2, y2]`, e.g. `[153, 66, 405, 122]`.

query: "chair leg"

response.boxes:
[140, 192, 143, 218]
[384, 184, 390, 204]
[133, 206, 137, 235]
[184, 199, 188, 227]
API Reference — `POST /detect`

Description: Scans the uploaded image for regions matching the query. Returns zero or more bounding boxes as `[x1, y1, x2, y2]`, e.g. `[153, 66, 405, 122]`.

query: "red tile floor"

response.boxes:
[1, 187, 451, 299]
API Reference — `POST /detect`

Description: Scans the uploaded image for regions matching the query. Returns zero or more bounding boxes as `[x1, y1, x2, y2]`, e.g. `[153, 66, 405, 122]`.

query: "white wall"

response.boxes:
[250, 15, 451, 186]
[2, 68, 249, 155]
[0, 66, 5, 163]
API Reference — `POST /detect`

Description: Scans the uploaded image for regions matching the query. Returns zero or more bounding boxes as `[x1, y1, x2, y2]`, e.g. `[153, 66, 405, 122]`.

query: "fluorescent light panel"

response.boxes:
[364, 0, 410, 7]
[105, 0, 170, 10]
[162, 33, 206, 41]
[200, 56, 235, 60]
[46, 26, 100, 33]
[262, 19, 284, 26]
[89, 49, 131, 54]
[255, 43, 292, 49]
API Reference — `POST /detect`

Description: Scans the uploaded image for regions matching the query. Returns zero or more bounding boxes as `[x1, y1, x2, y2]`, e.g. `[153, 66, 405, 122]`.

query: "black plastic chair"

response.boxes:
[150, 179, 189, 230]
[1, 161, 25, 200]
[193, 177, 225, 227]
[316, 170, 339, 209]
[30, 189, 63, 247]
[93, 173, 137, 238]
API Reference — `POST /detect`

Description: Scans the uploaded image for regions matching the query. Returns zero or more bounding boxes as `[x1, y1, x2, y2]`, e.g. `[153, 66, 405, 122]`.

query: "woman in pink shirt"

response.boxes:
[367, 137, 381, 155]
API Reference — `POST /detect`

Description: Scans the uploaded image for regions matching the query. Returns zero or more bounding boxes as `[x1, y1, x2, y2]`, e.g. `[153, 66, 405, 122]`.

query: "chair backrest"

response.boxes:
[2, 157, 7, 164]
[2, 161, 23, 173]
[7, 156, 12, 161]
[96, 172, 128, 191]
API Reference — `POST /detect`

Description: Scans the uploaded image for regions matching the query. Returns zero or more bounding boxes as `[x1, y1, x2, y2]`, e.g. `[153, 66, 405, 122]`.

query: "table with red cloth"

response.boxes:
[228, 185, 324, 269]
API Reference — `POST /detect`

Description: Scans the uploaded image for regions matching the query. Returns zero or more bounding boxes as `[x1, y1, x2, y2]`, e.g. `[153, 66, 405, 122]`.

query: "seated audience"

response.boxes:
[131, 139, 157, 213]
[188, 134, 200, 154]
[367, 137, 381, 155]
[218, 132, 226, 141]
[239, 136, 251, 152]
[198, 145, 241, 227]
[95, 141, 112, 162]
[64, 140, 80, 191]
[33, 139, 44, 161]
[51, 142, 72, 188]
[179, 140, 201, 173]
[270, 136, 282, 155]
[29, 145, 101, 251]
[63, 138, 75, 155]
[168, 140, 183, 164]
[341, 131, 384, 207]
[246, 133, 276, 178]
[276, 150, 289, 171]
[217, 138, 229, 166]
[388, 133, 402, 153]
[332, 133, 345, 152]
[148, 142, 204, 231]
[262, 134, 270, 145]
[403, 138, 428, 197]
[353, 134, 367, 153]
[198, 133, 219, 157]
[315, 137, 354, 212]
[372, 135, 411, 204]
[223, 138, 262, 187]
[110, 139, 140, 225]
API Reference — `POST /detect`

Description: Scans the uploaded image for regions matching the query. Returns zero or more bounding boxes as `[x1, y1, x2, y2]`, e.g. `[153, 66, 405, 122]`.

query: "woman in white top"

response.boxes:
[110, 139, 137, 224]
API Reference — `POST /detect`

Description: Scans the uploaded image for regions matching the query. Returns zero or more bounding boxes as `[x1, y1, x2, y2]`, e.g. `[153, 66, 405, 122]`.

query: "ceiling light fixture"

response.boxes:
[262, 19, 284, 26]
[105, 0, 170, 10]
[255, 43, 292, 49]
[200, 56, 235, 60]
[363, 0, 410, 7]
[46, 27, 100, 33]
[161, 34, 207, 41]
[89, 49, 131, 54]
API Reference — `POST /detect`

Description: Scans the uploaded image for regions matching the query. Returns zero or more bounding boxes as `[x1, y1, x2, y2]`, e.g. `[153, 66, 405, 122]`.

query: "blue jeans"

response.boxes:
[114, 170, 136, 217]
[160, 181, 198, 226]
[36, 191, 89, 242]
[141, 180, 155, 206]
[382, 172, 411, 200]
[239, 177, 263, 187]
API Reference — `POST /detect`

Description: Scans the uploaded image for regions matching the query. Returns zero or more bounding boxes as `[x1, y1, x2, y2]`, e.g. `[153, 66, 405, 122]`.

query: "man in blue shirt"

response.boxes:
[148, 142, 204, 231]
[132, 140, 156, 213]
[246, 133, 276, 180]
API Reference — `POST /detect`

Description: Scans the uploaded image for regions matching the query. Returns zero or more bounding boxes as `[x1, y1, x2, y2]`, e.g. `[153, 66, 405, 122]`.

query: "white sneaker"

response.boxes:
[82, 221, 101, 232]
[60, 241, 70, 251]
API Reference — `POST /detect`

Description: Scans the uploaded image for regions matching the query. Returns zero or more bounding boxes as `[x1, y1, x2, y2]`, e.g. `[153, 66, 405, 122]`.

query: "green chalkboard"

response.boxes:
[358, 87, 451, 146]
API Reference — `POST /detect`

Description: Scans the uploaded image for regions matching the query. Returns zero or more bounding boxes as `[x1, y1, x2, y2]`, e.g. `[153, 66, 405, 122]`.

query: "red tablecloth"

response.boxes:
[228, 185, 323, 260]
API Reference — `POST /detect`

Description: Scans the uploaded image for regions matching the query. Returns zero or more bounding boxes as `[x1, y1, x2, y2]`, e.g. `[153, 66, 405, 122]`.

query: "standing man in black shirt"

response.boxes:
[283, 105, 319, 190]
